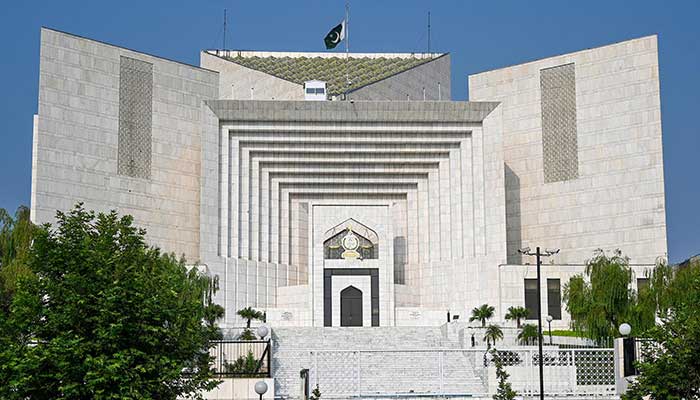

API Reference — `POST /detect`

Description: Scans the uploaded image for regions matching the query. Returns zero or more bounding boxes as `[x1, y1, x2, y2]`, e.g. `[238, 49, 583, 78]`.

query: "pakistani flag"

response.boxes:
[324, 21, 346, 49]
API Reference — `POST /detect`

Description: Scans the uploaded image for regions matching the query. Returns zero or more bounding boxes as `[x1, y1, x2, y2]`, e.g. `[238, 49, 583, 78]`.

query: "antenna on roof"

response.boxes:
[223, 9, 227, 50]
[427, 11, 431, 55]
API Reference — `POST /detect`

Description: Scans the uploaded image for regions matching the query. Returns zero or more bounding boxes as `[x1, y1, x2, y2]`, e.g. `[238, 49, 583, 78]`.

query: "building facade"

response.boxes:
[31, 28, 666, 331]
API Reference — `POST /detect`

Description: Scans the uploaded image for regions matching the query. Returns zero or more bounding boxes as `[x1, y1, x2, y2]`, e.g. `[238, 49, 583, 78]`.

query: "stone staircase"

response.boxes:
[273, 326, 460, 350]
[271, 327, 488, 399]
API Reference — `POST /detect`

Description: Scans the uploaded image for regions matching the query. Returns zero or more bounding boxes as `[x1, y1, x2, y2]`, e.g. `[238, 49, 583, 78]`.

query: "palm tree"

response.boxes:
[505, 306, 529, 328]
[237, 307, 265, 328]
[484, 324, 504, 348]
[469, 304, 495, 327]
[518, 323, 539, 345]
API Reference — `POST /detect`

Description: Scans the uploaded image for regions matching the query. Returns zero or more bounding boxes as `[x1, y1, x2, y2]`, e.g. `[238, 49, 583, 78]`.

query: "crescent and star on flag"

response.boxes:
[324, 21, 346, 50]
[329, 30, 341, 44]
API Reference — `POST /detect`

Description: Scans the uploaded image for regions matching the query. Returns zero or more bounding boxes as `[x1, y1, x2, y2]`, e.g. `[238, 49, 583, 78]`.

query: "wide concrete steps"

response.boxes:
[271, 327, 487, 398]
[272, 326, 460, 350]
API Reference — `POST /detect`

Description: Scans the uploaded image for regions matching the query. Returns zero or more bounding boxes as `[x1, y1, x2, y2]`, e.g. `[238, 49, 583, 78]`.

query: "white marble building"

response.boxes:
[31, 28, 666, 332]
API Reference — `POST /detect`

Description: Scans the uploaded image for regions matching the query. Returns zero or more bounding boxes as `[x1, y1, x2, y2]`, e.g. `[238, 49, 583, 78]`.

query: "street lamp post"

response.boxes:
[619, 323, 637, 376]
[254, 381, 268, 400]
[519, 246, 559, 400]
[256, 325, 269, 340]
[619, 323, 631, 336]
[546, 315, 553, 345]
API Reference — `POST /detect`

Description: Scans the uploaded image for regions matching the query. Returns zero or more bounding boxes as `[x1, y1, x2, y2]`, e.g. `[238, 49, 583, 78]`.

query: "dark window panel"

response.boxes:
[547, 278, 562, 320]
[524, 279, 538, 319]
[637, 278, 650, 294]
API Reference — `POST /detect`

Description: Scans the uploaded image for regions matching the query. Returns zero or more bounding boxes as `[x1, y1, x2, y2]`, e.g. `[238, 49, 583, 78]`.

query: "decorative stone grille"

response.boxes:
[118, 56, 153, 179]
[315, 351, 360, 396]
[540, 63, 579, 183]
[275, 348, 617, 398]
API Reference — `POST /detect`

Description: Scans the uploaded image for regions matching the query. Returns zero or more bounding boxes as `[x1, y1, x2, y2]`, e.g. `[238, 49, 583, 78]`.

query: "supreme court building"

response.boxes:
[31, 28, 667, 331]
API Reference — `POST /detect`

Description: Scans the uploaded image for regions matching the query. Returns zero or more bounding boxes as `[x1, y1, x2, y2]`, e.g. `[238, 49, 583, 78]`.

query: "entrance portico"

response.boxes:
[310, 203, 395, 327]
[325, 268, 379, 327]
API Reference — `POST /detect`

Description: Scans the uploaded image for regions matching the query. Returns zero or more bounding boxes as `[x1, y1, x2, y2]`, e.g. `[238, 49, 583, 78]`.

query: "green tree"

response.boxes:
[310, 384, 322, 400]
[0, 204, 224, 399]
[491, 348, 517, 400]
[0, 205, 37, 312]
[224, 349, 259, 377]
[625, 259, 674, 336]
[484, 324, 504, 348]
[623, 260, 700, 400]
[517, 323, 539, 345]
[237, 306, 265, 329]
[236, 307, 265, 340]
[504, 306, 529, 328]
[563, 249, 655, 342]
[640, 259, 674, 317]
[470, 303, 495, 327]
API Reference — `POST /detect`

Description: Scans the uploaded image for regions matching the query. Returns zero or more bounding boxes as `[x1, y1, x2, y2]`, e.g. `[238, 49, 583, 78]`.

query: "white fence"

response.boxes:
[278, 348, 617, 399]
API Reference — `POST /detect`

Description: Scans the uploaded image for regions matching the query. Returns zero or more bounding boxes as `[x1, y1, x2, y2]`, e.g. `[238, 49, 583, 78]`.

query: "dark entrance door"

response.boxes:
[340, 286, 363, 327]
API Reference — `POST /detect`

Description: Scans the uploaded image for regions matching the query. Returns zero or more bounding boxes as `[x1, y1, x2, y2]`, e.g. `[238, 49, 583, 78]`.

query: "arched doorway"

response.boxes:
[340, 286, 363, 327]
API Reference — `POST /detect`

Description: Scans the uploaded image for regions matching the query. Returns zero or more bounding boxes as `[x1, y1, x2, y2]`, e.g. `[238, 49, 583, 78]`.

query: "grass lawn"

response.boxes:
[550, 329, 587, 337]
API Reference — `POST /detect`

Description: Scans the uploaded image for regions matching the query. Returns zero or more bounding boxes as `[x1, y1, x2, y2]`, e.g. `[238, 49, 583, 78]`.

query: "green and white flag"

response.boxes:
[324, 20, 346, 49]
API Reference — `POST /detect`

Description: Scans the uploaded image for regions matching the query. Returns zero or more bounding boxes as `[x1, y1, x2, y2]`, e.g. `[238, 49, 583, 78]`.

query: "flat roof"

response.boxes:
[206, 50, 448, 96]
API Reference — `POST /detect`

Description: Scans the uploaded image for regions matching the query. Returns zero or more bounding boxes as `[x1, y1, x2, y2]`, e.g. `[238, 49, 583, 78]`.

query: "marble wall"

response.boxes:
[469, 35, 667, 265]
[32, 28, 218, 262]
[200, 101, 506, 326]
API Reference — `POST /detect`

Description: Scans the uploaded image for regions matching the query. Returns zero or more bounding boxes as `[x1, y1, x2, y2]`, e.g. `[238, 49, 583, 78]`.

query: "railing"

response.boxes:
[211, 339, 271, 378]
[552, 338, 616, 349]
[487, 348, 616, 396]
[623, 337, 655, 377]
[277, 348, 617, 399]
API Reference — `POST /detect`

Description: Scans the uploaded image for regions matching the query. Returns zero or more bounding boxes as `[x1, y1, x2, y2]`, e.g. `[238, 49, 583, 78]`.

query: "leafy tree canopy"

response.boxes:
[484, 324, 504, 348]
[0, 204, 224, 399]
[563, 249, 660, 342]
[623, 260, 700, 400]
[470, 304, 495, 328]
[504, 306, 529, 328]
[237, 306, 265, 329]
[0, 205, 37, 312]
[236, 307, 266, 340]
[517, 323, 539, 345]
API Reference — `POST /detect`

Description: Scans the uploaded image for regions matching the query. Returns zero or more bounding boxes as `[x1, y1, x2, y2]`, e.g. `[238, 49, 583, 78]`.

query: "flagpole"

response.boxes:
[223, 9, 227, 51]
[427, 11, 431, 55]
[345, 1, 350, 97]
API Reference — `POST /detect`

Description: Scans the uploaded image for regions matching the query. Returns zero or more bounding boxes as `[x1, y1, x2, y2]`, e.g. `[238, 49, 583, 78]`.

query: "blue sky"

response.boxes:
[0, 0, 698, 263]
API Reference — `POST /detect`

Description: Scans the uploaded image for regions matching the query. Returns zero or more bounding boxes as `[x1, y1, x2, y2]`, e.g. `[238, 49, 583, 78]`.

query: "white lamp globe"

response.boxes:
[254, 381, 268, 395]
[256, 325, 269, 339]
[619, 323, 632, 336]
[546, 315, 553, 323]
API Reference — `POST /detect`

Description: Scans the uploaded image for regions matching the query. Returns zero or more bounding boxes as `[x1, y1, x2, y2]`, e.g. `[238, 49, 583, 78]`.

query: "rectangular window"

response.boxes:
[306, 88, 315, 94]
[547, 279, 562, 320]
[637, 278, 650, 294]
[315, 88, 325, 94]
[540, 63, 578, 183]
[524, 279, 538, 319]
